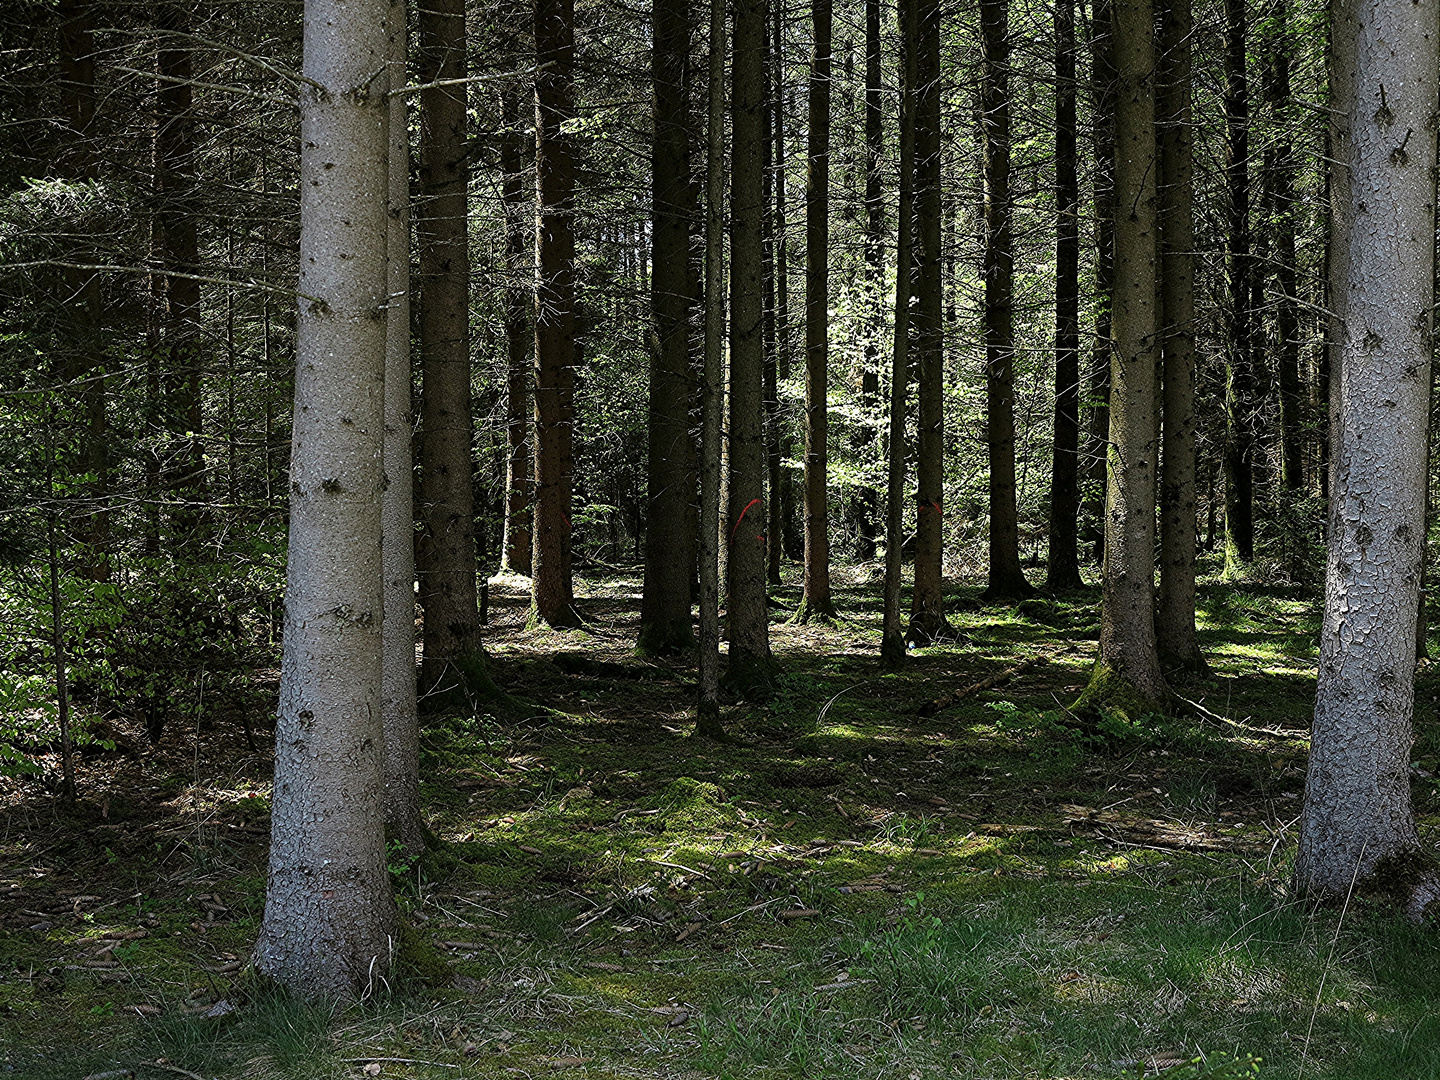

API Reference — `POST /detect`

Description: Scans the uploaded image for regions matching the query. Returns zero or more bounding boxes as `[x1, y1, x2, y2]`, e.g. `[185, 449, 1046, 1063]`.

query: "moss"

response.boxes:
[1071, 657, 1171, 723]
[420, 649, 538, 722]
[391, 921, 453, 987]
[1360, 849, 1440, 921]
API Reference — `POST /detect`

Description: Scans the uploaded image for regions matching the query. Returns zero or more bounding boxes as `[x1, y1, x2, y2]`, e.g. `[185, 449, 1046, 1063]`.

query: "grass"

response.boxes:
[3, 563, 1440, 1078]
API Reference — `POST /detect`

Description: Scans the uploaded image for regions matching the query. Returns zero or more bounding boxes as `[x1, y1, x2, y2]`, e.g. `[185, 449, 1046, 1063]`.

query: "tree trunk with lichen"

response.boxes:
[1076, 0, 1168, 718]
[255, 0, 397, 998]
[1296, 0, 1440, 911]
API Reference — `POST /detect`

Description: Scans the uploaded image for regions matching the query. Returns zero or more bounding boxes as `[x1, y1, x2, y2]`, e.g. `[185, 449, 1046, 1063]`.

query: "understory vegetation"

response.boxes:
[4, 566, 1439, 1079]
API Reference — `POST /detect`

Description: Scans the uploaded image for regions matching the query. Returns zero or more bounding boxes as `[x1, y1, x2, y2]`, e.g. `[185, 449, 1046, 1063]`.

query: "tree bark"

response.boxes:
[1154, 0, 1208, 677]
[1297, 0, 1440, 906]
[500, 89, 533, 575]
[1046, 0, 1082, 591]
[1077, 0, 1168, 715]
[1263, 0, 1303, 495]
[533, 0, 581, 626]
[417, 0, 485, 691]
[797, 0, 836, 622]
[855, 0, 883, 563]
[382, 0, 423, 857]
[697, 0, 726, 736]
[1222, 0, 1255, 573]
[639, 0, 697, 654]
[155, 2, 206, 539]
[881, 0, 916, 668]
[256, 0, 396, 997]
[763, 12, 782, 587]
[979, 0, 1031, 601]
[725, 0, 775, 695]
[58, 0, 108, 578]
[907, 0, 951, 643]
[1082, 0, 1116, 565]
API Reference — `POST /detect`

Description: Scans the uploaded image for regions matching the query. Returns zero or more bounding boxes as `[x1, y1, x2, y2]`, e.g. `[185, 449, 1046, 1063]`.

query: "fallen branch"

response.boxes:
[917, 655, 1046, 717]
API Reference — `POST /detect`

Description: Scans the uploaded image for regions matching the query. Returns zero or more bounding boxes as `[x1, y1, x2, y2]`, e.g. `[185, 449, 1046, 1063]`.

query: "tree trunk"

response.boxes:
[1263, 0, 1303, 495]
[773, 4, 798, 565]
[1297, 0, 1440, 906]
[1222, 0, 1255, 574]
[907, 0, 951, 643]
[155, 2, 205, 539]
[979, 0, 1031, 601]
[1046, 0, 1082, 591]
[417, 0, 485, 691]
[1154, 0, 1208, 677]
[256, 0, 396, 997]
[855, 0, 883, 563]
[881, 0, 916, 667]
[1077, 0, 1168, 715]
[725, 0, 775, 696]
[697, 0, 726, 736]
[797, 0, 835, 622]
[763, 12, 782, 588]
[382, 0, 423, 857]
[1082, 0, 1115, 565]
[639, 0, 697, 654]
[500, 90, 533, 575]
[58, 0, 108, 579]
[533, 0, 581, 627]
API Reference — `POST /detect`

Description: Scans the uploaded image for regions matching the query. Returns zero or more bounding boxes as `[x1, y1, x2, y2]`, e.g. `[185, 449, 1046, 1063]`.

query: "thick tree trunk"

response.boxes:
[1154, 0, 1207, 677]
[855, 0, 883, 563]
[1297, 0, 1440, 907]
[979, 0, 1031, 601]
[881, 0, 916, 668]
[382, 0, 423, 858]
[1077, 0, 1168, 715]
[417, 0, 485, 691]
[797, 0, 835, 622]
[1046, 0, 1082, 591]
[1222, 0, 1255, 574]
[256, 0, 396, 997]
[1082, 0, 1115, 565]
[907, 0, 951, 643]
[500, 90, 533, 575]
[155, 3, 205, 538]
[639, 0, 697, 654]
[533, 0, 581, 626]
[725, 0, 776, 696]
[697, 0, 726, 736]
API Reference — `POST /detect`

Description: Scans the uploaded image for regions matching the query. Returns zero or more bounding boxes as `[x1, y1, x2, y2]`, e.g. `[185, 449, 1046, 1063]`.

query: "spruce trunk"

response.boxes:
[256, 0, 396, 997]
[1296, 0, 1440, 906]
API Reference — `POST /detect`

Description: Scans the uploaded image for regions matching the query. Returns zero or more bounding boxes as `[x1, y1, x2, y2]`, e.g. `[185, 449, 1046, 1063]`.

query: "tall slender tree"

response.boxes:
[1222, 0, 1255, 574]
[533, 0, 582, 626]
[1077, 0, 1168, 714]
[855, 0, 884, 563]
[881, 0, 916, 667]
[500, 88, 533, 575]
[1082, 0, 1116, 563]
[417, 0, 484, 690]
[639, 0, 697, 654]
[382, 0, 422, 857]
[979, 0, 1031, 601]
[255, 0, 396, 998]
[1297, 0, 1440, 907]
[697, 0, 727, 736]
[726, 0, 775, 695]
[1154, 0, 1207, 676]
[907, 0, 951, 643]
[797, 0, 836, 622]
[1046, 0, 1082, 591]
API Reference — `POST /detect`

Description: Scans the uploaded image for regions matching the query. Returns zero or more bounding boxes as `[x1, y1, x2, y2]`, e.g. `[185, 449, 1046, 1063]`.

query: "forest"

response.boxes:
[2, 0, 1439, 1075]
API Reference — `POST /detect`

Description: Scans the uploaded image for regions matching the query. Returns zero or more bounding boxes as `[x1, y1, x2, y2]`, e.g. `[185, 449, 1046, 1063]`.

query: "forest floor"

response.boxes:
[5, 563, 1440, 1079]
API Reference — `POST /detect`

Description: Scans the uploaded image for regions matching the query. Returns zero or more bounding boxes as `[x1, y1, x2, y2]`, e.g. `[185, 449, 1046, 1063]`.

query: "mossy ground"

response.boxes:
[5, 560, 1440, 1078]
